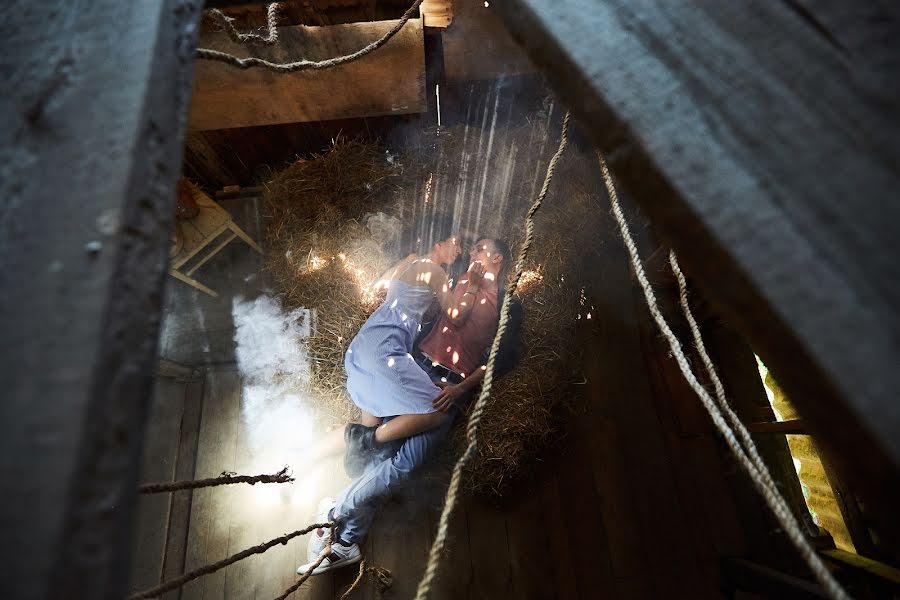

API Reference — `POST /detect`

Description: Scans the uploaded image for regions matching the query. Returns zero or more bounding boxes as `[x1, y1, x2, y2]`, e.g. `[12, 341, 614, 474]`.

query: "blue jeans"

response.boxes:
[332, 355, 464, 543]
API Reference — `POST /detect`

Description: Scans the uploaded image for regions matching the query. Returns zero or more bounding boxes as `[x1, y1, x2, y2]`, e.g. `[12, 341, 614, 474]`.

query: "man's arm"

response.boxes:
[432, 367, 485, 412]
[431, 297, 524, 412]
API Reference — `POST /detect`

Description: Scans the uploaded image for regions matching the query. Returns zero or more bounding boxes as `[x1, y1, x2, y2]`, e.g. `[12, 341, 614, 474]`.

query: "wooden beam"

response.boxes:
[747, 420, 807, 435]
[720, 557, 829, 599]
[157, 359, 203, 382]
[441, 0, 535, 82]
[189, 18, 426, 130]
[818, 448, 882, 559]
[822, 549, 900, 587]
[491, 0, 900, 550]
[0, 1, 202, 599]
[421, 0, 453, 28]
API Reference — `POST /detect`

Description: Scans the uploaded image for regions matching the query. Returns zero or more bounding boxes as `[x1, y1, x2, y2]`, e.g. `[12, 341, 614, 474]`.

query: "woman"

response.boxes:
[341, 235, 484, 468]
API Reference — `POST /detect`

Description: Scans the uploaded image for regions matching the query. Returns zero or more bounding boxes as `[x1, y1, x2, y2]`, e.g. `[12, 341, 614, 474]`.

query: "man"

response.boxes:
[297, 238, 520, 575]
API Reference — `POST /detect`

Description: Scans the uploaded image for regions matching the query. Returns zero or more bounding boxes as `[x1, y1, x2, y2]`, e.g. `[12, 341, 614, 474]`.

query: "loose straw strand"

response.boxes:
[207, 3, 281, 45]
[414, 112, 571, 600]
[197, 0, 423, 72]
[129, 522, 332, 599]
[138, 467, 293, 494]
[597, 151, 849, 600]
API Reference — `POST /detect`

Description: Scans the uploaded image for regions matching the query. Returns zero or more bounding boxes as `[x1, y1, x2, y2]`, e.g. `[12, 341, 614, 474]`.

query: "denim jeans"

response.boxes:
[331, 354, 464, 543]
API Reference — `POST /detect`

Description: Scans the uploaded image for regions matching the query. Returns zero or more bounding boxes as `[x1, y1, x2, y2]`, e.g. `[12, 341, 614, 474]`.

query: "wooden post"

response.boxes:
[0, 2, 202, 599]
[490, 0, 900, 551]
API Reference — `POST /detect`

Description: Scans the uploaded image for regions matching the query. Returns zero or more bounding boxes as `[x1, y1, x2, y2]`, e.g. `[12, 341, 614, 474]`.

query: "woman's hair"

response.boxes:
[409, 216, 455, 256]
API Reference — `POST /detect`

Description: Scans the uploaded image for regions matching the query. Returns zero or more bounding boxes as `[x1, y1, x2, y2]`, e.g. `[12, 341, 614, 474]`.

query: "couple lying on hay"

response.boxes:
[296, 232, 521, 576]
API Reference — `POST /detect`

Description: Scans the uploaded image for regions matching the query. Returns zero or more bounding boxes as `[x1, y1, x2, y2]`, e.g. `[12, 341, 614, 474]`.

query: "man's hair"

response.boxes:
[490, 238, 512, 276]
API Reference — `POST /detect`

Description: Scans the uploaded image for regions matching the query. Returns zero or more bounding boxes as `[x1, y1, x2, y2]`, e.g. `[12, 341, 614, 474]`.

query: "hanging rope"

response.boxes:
[129, 522, 332, 599]
[138, 467, 293, 493]
[668, 251, 790, 501]
[197, 0, 424, 72]
[597, 151, 850, 600]
[207, 3, 281, 45]
[273, 524, 335, 600]
[413, 112, 571, 600]
[339, 559, 368, 600]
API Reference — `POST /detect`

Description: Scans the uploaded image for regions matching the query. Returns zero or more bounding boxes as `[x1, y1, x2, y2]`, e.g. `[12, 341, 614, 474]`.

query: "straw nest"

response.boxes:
[263, 132, 601, 495]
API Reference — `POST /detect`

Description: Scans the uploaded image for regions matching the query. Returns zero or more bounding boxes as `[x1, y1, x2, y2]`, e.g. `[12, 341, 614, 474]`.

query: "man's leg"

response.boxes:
[333, 413, 455, 544]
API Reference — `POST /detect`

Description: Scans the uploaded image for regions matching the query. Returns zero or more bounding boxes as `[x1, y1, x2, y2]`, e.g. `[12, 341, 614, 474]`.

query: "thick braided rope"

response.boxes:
[129, 522, 332, 599]
[597, 152, 849, 600]
[197, 0, 423, 72]
[138, 467, 293, 493]
[207, 3, 281, 45]
[414, 112, 571, 600]
[273, 523, 335, 600]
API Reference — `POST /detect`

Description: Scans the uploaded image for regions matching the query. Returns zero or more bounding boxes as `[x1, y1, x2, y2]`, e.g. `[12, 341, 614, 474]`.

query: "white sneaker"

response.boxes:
[296, 540, 362, 576]
[307, 497, 336, 561]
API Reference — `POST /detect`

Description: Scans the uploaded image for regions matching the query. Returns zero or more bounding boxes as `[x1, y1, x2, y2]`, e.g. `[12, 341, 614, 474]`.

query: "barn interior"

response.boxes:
[4, 2, 899, 600]
[125, 2, 900, 598]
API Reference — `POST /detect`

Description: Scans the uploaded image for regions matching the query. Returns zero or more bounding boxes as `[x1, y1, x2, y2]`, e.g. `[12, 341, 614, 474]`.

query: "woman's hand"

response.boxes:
[466, 260, 485, 288]
[432, 381, 465, 412]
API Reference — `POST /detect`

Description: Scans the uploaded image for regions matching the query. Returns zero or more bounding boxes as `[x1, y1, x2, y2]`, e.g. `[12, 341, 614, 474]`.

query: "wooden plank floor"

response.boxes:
[133, 352, 775, 599]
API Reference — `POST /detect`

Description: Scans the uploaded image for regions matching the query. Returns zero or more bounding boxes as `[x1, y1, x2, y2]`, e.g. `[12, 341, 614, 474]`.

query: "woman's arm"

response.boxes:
[429, 262, 485, 327]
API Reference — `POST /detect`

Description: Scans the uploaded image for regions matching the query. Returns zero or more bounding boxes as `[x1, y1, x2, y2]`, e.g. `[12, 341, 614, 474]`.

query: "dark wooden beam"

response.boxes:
[720, 557, 829, 599]
[157, 359, 203, 382]
[189, 18, 426, 130]
[818, 448, 882, 560]
[822, 549, 900, 588]
[747, 420, 807, 435]
[441, 0, 536, 82]
[0, 2, 202, 599]
[491, 0, 900, 550]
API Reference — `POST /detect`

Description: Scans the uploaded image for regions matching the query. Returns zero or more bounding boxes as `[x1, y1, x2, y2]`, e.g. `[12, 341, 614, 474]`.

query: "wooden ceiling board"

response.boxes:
[189, 18, 426, 130]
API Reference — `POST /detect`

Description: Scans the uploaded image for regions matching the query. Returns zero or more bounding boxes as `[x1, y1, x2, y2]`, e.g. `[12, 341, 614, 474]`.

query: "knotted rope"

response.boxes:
[207, 3, 281, 45]
[367, 565, 395, 599]
[138, 467, 293, 493]
[597, 151, 850, 600]
[129, 522, 332, 599]
[413, 112, 571, 600]
[197, 0, 424, 72]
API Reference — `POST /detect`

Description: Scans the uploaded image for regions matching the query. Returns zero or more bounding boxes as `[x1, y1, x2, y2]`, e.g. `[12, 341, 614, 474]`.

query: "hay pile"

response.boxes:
[264, 139, 404, 423]
[453, 157, 603, 495]
[263, 130, 602, 495]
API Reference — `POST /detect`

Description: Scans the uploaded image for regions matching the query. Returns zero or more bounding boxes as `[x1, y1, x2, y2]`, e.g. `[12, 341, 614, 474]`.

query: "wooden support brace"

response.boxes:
[185, 232, 237, 276]
[0, 2, 203, 599]
[747, 420, 807, 435]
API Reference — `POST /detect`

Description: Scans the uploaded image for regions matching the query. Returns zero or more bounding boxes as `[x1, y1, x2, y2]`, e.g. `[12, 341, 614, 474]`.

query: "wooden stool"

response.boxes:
[169, 182, 263, 297]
